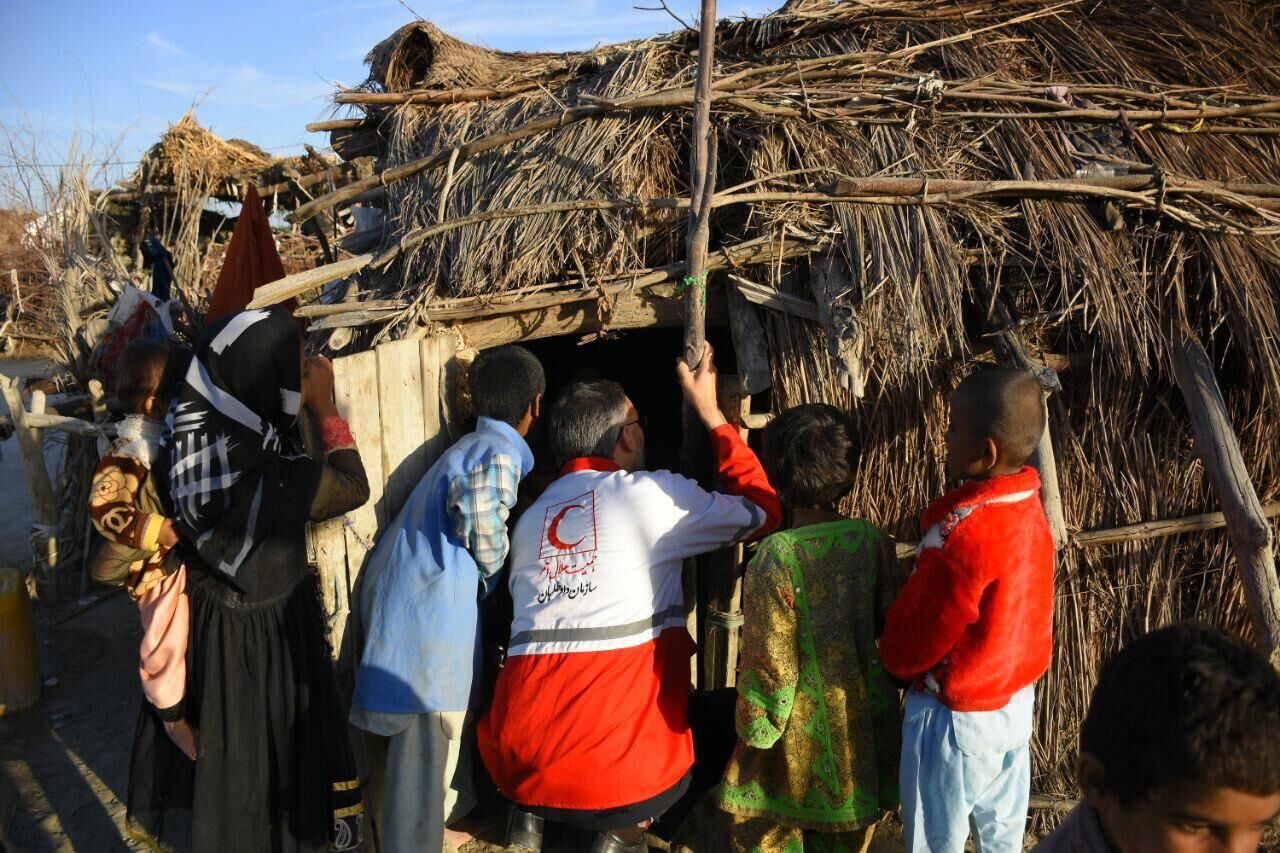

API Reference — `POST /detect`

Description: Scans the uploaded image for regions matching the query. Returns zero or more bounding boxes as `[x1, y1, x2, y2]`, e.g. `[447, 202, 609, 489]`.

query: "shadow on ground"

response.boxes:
[1, 589, 146, 852]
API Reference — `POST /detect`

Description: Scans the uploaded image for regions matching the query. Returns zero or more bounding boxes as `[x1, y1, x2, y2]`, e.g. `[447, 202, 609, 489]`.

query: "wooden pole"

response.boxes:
[986, 299, 1069, 548]
[1, 378, 59, 598]
[683, 0, 719, 369]
[27, 390, 59, 585]
[1171, 332, 1280, 661]
[682, 0, 741, 691]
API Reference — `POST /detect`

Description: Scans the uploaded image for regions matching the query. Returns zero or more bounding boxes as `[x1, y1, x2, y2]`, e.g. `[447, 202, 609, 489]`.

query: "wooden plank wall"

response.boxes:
[310, 335, 459, 655]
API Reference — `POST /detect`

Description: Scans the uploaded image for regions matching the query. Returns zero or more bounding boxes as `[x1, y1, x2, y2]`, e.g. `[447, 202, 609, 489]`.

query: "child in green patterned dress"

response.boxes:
[719, 404, 903, 853]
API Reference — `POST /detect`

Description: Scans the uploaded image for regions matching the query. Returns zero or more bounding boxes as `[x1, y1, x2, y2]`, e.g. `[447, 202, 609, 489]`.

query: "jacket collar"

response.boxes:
[921, 466, 1042, 531]
[559, 456, 620, 476]
[476, 416, 535, 478]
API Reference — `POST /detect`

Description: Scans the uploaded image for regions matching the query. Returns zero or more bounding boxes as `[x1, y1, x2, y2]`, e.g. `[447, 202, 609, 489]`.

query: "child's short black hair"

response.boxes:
[762, 403, 860, 508]
[953, 367, 1045, 467]
[1080, 622, 1280, 805]
[469, 345, 546, 427]
[116, 340, 189, 415]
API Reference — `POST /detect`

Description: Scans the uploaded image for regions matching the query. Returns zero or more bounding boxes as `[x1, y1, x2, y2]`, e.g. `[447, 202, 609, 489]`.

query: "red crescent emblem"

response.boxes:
[547, 504, 586, 550]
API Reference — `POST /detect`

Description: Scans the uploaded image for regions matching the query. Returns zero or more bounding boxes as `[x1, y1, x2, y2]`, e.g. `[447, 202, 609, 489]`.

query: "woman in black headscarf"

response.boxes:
[127, 306, 370, 852]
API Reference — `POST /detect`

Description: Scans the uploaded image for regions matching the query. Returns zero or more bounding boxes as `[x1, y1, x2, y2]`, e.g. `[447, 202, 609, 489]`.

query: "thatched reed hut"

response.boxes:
[263, 0, 1280, 825]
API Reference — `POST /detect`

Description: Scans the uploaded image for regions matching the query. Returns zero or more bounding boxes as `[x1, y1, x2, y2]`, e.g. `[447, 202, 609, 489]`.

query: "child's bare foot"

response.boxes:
[163, 719, 199, 761]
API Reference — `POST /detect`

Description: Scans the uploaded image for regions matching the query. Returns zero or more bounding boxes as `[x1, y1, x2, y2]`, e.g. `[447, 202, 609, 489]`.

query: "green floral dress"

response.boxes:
[720, 519, 902, 841]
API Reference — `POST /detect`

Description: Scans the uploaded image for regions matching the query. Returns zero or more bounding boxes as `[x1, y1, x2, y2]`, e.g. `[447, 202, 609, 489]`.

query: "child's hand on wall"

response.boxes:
[302, 356, 338, 418]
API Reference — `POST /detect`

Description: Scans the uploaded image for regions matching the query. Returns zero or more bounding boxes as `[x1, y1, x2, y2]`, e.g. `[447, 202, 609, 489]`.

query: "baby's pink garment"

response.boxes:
[136, 565, 189, 711]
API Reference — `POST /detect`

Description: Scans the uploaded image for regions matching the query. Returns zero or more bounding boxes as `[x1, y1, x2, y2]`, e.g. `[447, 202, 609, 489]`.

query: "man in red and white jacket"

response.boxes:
[880, 367, 1055, 853]
[478, 344, 781, 853]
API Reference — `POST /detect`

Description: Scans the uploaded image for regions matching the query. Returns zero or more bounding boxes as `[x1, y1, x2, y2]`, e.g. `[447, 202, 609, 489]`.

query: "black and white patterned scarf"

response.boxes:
[164, 307, 314, 579]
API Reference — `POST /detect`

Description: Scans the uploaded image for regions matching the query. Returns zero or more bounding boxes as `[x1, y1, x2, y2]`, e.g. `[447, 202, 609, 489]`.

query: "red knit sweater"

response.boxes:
[880, 467, 1054, 712]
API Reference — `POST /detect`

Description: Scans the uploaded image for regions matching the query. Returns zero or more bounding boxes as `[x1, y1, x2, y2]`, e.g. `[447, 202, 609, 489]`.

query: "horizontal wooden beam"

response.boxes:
[447, 283, 726, 349]
[309, 308, 403, 332]
[1073, 502, 1280, 548]
[334, 83, 538, 107]
[294, 299, 407, 318]
[0, 411, 114, 438]
[895, 502, 1280, 560]
[420, 231, 827, 322]
[304, 118, 377, 133]
[248, 254, 372, 309]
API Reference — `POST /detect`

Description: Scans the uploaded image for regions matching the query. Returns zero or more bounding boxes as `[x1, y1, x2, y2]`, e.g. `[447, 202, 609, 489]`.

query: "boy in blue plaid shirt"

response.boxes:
[353, 345, 545, 853]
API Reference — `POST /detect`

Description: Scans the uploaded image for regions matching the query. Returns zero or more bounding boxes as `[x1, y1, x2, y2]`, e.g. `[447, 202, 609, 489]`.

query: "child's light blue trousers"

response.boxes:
[900, 685, 1035, 853]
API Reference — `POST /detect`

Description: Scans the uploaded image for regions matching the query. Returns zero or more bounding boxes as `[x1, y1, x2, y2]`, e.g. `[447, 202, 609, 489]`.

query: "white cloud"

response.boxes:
[139, 79, 193, 98]
[139, 60, 331, 111]
[145, 32, 186, 56]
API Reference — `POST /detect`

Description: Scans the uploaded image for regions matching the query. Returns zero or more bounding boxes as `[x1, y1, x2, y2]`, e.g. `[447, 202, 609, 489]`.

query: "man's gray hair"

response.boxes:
[550, 380, 630, 466]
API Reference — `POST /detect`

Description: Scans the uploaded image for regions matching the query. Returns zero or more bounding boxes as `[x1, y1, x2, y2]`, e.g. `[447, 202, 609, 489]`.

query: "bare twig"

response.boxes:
[634, 0, 692, 30]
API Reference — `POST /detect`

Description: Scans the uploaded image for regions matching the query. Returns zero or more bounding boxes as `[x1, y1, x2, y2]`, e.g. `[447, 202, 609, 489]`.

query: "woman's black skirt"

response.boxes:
[127, 571, 363, 852]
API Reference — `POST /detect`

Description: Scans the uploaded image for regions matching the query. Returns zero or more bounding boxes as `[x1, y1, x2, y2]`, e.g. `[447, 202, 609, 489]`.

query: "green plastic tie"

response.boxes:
[674, 272, 708, 305]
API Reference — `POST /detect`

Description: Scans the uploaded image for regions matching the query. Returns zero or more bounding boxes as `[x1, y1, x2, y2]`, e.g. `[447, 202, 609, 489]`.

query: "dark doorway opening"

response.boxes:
[519, 324, 738, 476]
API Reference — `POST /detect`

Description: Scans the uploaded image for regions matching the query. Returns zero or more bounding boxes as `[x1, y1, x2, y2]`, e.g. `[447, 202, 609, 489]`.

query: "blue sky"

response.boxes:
[1, 0, 776, 195]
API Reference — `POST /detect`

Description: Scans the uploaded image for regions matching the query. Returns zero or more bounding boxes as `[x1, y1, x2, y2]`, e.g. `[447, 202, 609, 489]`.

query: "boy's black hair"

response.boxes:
[762, 403, 860, 508]
[953, 367, 1045, 467]
[469, 345, 546, 427]
[1080, 622, 1280, 805]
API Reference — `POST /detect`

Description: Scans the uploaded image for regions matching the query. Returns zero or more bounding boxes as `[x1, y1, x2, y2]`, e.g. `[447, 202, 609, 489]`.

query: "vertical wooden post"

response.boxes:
[0, 378, 59, 592]
[681, 0, 719, 369]
[1171, 332, 1280, 661]
[679, 0, 724, 689]
[1028, 399, 1068, 549]
[986, 299, 1068, 548]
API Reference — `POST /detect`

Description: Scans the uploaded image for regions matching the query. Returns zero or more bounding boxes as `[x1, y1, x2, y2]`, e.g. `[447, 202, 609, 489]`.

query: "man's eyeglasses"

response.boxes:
[622, 414, 647, 431]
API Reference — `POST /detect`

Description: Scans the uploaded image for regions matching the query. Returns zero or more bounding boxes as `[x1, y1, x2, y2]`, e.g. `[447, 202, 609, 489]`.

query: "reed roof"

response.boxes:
[341, 0, 1280, 393]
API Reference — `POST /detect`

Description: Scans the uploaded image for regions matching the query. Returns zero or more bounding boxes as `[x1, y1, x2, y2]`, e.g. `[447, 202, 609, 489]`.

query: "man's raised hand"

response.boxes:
[676, 342, 728, 430]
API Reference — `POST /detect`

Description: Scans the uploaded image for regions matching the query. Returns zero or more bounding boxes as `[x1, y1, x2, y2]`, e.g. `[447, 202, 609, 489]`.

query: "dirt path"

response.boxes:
[0, 590, 147, 852]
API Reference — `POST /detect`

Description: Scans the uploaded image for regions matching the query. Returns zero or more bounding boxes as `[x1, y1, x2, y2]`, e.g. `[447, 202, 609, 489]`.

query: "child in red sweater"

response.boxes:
[880, 367, 1055, 853]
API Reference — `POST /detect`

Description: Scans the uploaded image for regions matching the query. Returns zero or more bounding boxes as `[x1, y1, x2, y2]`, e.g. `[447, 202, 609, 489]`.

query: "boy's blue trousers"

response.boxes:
[900, 685, 1035, 853]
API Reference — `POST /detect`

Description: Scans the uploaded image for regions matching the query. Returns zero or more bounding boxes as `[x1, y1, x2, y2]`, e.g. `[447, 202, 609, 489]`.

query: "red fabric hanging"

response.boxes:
[204, 185, 291, 326]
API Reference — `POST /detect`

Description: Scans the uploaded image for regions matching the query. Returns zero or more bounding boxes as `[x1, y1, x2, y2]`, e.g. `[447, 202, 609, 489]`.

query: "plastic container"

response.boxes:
[0, 567, 41, 715]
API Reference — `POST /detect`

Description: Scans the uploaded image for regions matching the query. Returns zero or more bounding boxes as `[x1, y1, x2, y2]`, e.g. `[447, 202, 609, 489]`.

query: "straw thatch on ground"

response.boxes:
[299, 0, 1280, 829]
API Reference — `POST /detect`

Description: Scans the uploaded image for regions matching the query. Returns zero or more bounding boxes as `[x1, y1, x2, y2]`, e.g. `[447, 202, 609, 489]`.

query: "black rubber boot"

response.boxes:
[505, 809, 545, 852]
[587, 830, 648, 853]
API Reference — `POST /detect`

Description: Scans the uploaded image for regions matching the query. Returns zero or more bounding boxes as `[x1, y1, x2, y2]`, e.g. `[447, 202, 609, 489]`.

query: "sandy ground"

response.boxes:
[0, 590, 145, 852]
[0, 357, 144, 852]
